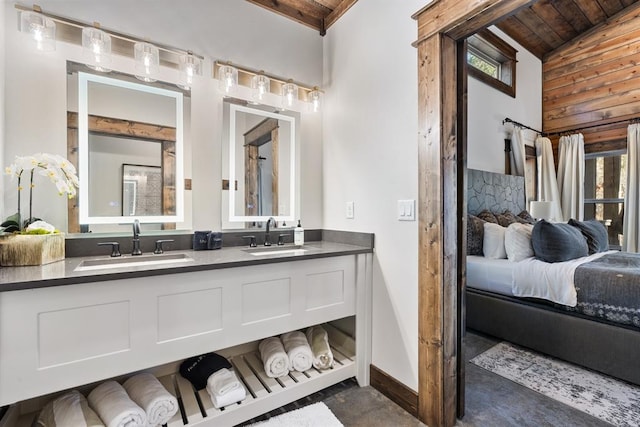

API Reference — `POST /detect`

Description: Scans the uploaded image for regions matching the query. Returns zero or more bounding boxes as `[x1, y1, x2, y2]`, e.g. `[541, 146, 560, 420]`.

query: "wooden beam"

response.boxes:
[416, 32, 458, 427]
[413, 1, 533, 424]
[244, 118, 279, 146]
[67, 112, 176, 142]
[324, 0, 359, 29]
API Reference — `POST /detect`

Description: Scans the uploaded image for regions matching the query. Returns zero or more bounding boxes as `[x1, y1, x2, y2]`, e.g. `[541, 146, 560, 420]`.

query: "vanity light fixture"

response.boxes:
[134, 42, 160, 82]
[281, 81, 299, 110]
[178, 52, 203, 90]
[20, 9, 56, 51]
[251, 72, 271, 103]
[308, 87, 322, 113]
[218, 63, 238, 94]
[82, 25, 112, 72]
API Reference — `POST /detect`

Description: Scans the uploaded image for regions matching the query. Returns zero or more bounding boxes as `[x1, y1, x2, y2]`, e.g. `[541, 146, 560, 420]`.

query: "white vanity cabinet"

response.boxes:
[0, 253, 372, 426]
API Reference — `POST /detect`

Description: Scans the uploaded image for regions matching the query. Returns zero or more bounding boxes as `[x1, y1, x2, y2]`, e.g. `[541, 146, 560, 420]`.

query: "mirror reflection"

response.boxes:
[67, 64, 186, 232]
[225, 101, 297, 224]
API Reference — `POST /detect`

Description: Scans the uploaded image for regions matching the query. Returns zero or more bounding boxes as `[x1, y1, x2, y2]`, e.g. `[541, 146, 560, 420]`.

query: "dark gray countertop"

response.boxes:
[0, 240, 373, 292]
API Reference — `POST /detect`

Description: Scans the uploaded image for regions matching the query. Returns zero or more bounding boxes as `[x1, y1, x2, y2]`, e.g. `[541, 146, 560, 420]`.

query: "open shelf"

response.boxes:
[2, 325, 356, 427]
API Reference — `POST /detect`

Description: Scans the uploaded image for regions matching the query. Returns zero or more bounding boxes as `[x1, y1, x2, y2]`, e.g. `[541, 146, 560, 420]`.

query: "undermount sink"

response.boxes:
[243, 245, 309, 257]
[74, 253, 194, 272]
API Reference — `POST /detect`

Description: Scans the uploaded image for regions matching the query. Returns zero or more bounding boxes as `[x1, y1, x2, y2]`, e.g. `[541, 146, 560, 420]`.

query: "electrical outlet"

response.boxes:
[346, 201, 355, 219]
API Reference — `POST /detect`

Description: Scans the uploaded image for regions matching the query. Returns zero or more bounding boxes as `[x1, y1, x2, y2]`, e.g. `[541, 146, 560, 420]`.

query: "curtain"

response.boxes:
[557, 133, 585, 221]
[510, 127, 526, 176]
[623, 124, 640, 252]
[535, 136, 563, 221]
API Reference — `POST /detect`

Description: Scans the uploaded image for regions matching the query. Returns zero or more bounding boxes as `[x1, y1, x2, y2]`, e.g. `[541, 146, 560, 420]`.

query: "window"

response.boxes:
[584, 150, 627, 249]
[467, 29, 517, 97]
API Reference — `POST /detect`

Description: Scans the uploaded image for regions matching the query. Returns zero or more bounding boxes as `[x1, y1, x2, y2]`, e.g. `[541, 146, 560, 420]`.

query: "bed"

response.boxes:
[465, 169, 640, 386]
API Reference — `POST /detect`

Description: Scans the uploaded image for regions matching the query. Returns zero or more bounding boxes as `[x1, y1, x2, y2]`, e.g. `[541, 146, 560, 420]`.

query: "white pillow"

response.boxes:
[505, 222, 534, 262]
[483, 223, 507, 259]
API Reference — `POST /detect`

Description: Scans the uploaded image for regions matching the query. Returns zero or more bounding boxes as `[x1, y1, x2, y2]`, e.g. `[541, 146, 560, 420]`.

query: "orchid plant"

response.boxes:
[2, 153, 80, 234]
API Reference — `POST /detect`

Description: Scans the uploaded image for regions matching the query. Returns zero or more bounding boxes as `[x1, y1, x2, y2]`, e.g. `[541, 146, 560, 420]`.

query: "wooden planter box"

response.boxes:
[0, 233, 65, 266]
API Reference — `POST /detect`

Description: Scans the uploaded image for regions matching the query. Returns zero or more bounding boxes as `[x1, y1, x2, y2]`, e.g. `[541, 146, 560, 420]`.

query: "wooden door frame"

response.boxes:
[67, 112, 177, 232]
[413, 1, 537, 426]
[243, 117, 280, 216]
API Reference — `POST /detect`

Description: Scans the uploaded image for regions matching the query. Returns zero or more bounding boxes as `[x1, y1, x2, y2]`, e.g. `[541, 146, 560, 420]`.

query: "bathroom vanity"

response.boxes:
[0, 237, 373, 427]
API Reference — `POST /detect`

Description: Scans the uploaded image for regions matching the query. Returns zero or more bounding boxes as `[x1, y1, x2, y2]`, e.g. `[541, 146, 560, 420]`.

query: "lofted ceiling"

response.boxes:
[497, 0, 638, 59]
[247, 0, 637, 59]
[245, 0, 358, 35]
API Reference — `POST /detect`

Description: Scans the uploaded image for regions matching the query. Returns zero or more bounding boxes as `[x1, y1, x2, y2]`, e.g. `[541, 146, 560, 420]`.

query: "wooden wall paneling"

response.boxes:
[245, 145, 259, 216]
[544, 1, 640, 69]
[544, 53, 640, 97]
[245, 0, 323, 31]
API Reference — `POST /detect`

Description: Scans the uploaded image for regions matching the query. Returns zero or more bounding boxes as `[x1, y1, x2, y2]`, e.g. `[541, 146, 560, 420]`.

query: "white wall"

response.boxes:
[467, 27, 542, 173]
[323, 0, 424, 391]
[0, 2, 4, 221]
[2, 0, 323, 232]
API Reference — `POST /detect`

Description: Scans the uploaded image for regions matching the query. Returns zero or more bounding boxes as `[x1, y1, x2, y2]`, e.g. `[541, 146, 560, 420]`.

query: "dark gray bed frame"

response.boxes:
[466, 169, 640, 385]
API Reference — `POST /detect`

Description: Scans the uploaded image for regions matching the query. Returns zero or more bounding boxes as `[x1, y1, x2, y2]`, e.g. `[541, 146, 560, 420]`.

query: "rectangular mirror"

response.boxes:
[225, 102, 298, 224]
[69, 67, 185, 231]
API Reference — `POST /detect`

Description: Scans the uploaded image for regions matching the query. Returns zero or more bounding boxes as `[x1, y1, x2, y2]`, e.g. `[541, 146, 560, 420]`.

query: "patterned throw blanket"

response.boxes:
[571, 252, 640, 328]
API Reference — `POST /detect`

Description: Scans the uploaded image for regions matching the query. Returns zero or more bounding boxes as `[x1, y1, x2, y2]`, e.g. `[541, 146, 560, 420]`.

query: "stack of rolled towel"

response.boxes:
[87, 381, 147, 427]
[179, 351, 246, 409]
[259, 326, 334, 377]
[259, 336, 291, 378]
[123, 373, 179, 427]
[35, 390, 104, 427]
[281, 331, 313, 372]
[306, 325, 334, 370]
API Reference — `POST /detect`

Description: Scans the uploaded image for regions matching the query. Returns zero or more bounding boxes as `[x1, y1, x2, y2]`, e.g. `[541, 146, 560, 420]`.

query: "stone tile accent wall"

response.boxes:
[468, 169, 526, 215]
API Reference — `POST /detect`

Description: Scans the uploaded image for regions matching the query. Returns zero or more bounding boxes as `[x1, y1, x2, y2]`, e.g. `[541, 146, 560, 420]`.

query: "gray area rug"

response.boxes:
[471, 342, 640, 427]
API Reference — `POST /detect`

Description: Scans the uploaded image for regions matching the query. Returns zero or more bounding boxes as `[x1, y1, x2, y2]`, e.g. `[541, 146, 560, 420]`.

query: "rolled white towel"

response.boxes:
[306, 325, 334, 370]
[281, 331, 313, 372]
[258, 336, 290, 378]
[206, 382, 246, 409]
[88, 381, 146, 427]
[123, 373, 178, 427]
[36, 390, 105, 427]
[206, 368, 241, 396]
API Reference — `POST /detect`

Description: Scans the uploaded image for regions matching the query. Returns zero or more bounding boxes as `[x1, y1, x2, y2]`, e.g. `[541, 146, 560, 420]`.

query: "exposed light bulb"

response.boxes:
[218, 64, 238, 94]
[251, 73, 270, 103]
[178, 53, 202, 91]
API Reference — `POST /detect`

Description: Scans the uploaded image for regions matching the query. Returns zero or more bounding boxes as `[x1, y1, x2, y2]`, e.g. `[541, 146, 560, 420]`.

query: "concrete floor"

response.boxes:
[244, 330, 615, 426]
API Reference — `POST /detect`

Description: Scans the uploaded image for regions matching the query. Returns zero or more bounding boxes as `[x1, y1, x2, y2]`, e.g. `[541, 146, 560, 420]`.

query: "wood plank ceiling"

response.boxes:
[245, 0, 358, 35]
[497, 0, 639, 59]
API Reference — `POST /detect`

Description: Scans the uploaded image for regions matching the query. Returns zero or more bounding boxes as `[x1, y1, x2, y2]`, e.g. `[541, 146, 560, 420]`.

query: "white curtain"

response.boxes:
[557, 133, 585, 221]
[510, 127, 526, 176]
[535, 136, 563, 221]
[623, 124, 640, 252]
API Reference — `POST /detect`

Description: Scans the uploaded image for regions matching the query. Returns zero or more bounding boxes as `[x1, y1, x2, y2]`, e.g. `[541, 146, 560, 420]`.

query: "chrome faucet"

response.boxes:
[264, 217, 276, 246]
[132, 219, 142, 255]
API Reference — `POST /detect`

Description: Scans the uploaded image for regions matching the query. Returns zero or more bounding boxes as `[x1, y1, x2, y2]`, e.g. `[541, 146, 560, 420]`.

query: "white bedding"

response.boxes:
[511, 251, 615, 307]
[466, 256, 515, 296]
[467, 251, 616, 307]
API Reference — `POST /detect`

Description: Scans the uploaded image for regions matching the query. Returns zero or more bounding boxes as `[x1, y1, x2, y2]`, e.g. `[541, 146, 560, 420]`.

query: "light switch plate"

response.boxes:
[398, 199, 415, 221]
[346, 201, 355, 219]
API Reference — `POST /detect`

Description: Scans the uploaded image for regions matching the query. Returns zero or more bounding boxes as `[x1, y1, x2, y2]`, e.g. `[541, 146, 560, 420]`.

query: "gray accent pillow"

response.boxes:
[467, 215, 485, 256]
[532, 220, 589, 263]
[568, 219, 609, 254]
